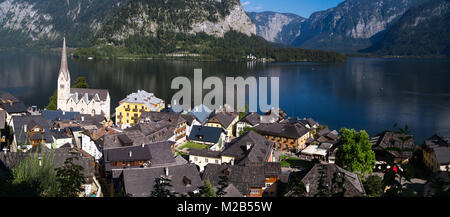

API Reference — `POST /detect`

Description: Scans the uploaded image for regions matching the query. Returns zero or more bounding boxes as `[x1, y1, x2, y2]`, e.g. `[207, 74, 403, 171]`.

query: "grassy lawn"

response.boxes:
[280, 155, 313, 168]
[178, 142, 209, 150]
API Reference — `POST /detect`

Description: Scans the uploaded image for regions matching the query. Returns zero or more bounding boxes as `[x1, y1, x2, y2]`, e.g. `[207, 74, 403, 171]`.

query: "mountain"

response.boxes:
[0, 0, 255, 48]
[96, 0, 255, 43]
[363, 0, 450, 57]
[292, 0, 423, 52]
[246, 11, 306, 45]
[0, 0, 126, 48]
[0, 0, 346, 62]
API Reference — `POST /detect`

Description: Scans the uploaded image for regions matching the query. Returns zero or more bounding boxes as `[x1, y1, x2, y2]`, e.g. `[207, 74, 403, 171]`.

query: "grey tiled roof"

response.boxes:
[222, 131, 274, 165]
[1, 101, 27, 114]
[189, 149, 221, 158]
[434, 147, 450, 165]
[372, 131, 415, 159]
[203, 162, 281, 195]
[103, 141, 176, 170]
[0, 109, 5, 130]
[70, 88, 109, 102]
[42, 110, 80, 122]
[300, 164, 365, 197]
[122, 164, 203, 197]
[207, 112, 238, 129]
[12, 115, 54, 145]
[239, 113, 261, 126]
[255, 121, 310, 139]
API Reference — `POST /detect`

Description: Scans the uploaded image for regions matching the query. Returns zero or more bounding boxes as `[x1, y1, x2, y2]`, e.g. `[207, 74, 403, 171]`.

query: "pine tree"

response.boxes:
[151, 177, 176, 197]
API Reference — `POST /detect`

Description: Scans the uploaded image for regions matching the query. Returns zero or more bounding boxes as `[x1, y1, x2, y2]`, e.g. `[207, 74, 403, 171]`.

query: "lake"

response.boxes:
[0, 49, 449, 143]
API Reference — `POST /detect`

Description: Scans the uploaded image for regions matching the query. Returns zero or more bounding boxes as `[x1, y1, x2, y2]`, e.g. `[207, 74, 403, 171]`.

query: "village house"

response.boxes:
[56, 37, 110, 120]
[188, 131, 275, 172]
[118, 164, 203, 197]
[138, 111, 188, 146]
[204, 110, 239, 141]
[115, 90, 165, 129]
[9, 115, 54, 152]
[202, 162, 281, 197]
[285, 164, 366, 197]
[371, 131, 415, 164]
[187, 125, 225, 151]
[1, 100, 28, 125]
[255, 118, 313, 152]
[421, 134, 450, 172]
[49, 129, 73, 149]
[102, 141, 177, 172]
[236, 112, 261, 137]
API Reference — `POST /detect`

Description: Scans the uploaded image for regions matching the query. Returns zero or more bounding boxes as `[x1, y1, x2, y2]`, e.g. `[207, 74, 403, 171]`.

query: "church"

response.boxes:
[57, 37, 111, 120]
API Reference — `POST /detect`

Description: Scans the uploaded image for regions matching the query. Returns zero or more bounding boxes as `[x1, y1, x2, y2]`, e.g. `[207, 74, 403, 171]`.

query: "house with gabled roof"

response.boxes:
[205, 110, 239, 141]
[202, 162, 281, 197]
[285, 163, 366, 197]
[236, 112, 261, 137]
[10, 115, 54, 152]
[422, 134, 450, 172]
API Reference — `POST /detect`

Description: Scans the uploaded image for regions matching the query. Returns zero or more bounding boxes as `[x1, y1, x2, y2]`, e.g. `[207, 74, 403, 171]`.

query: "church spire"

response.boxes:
[59, 35, 69, 80]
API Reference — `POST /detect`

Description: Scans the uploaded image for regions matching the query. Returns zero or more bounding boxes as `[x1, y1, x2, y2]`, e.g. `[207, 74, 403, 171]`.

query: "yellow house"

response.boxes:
[115, 90, 165, 129]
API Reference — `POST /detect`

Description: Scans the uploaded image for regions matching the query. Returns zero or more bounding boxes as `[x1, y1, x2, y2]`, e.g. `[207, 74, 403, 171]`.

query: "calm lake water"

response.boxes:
[0, 50, 449, 143]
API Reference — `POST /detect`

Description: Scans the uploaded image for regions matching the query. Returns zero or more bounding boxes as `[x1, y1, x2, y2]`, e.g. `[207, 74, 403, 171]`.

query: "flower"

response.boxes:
[393, 165, 398, 173]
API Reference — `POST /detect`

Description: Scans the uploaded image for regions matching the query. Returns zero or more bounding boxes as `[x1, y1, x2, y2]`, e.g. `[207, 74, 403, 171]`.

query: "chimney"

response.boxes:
[129, 151, 132, 158]
[24, 124, 27, 132]
[81, 116, 85, 121]
[2, 148, 8, 155]
[38, 156, 42, 167]
[62, 111, 66, 115]
[246, 142, 253, 151]
[165, 167, 169, 176]
[142, 144, 145, 148]
[306, 184, 310, 193]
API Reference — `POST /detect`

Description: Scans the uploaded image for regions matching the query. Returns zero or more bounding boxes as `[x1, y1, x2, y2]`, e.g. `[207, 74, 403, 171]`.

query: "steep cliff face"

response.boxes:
[293, 0, 422, 52]
[0, 0, 255, 47]
[364, 0, 450, 57]
[98, 0, 256, 43]
[247, 11, 306, 45]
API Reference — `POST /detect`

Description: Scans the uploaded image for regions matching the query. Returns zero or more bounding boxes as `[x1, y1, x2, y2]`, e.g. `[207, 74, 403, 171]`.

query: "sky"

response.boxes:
[240, 0, 345, 18]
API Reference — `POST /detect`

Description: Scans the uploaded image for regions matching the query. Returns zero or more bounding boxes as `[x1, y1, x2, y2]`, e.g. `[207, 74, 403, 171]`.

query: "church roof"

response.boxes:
[59, 37, 70, 81]
[69, 88, 109, 103]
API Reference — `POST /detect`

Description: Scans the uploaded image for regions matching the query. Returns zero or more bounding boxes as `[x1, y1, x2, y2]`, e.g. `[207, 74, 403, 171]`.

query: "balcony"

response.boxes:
[132, 108, 138, 112]
[125, 108, 131, 112]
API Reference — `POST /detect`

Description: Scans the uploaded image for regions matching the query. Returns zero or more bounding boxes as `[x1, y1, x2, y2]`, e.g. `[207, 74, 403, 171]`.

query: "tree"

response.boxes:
[216, 175, 229, 197]
[364, 175, 384, 197]
[54, 153, 85, 197]
[11, 152, 58, 197]
[46, 90, 57, 111]
[335, 128, 376, 177]
[150, 177, 176, 197]
[197, 178, 216, 197]
[73, 77, 89, 88]
[239, 126, 255, 136]
[285, 172, 306, 197]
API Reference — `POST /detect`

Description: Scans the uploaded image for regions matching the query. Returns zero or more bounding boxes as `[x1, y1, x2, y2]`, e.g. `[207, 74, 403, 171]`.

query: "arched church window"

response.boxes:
[70, 108, 74, 112]
[92, 109, 96, 115]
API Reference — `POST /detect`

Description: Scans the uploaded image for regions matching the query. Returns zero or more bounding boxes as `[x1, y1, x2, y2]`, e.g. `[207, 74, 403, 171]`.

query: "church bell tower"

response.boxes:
[57, 36, 71, 111]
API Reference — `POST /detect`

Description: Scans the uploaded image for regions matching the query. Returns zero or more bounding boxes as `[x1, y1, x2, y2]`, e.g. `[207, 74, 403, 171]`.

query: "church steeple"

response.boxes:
[59, 35, 70, 81]
[57, 35, 71, 111]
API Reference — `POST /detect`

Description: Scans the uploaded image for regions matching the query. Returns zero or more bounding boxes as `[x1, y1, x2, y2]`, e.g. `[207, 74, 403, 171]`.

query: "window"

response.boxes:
[215, 160, 219, 164]
[92, 109, 96, 115]
[70, 108, 74, 112]
[194, 157, 198, 161]
[250, 189, 260, 195]
[205, 159, 209, 163]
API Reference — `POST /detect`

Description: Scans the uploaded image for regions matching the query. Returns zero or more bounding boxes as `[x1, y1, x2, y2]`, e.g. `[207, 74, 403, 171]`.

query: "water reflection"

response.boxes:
[0, 50, 449, 143]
